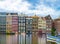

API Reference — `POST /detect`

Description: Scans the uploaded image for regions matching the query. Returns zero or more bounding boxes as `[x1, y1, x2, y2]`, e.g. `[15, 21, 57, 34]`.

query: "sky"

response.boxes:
[0, 0, 60, 19]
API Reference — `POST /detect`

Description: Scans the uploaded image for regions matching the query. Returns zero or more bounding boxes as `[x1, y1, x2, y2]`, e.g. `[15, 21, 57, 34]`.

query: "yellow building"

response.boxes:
[38, 17, 46, 33]
[32, 15, 39, 31]
[6, 13, 12, 33]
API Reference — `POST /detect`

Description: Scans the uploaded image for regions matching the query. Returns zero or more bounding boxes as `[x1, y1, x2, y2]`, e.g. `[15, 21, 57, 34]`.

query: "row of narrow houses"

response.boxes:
[6, 13, 18, 33]
[45, 15, 53, 34]
[0, 12, 55, 34]
[38, 16, 46, 33]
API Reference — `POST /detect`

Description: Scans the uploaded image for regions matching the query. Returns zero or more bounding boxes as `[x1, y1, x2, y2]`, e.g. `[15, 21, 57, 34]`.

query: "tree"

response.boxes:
[51, 26, 56, 36]
[51, 22, 56, 44]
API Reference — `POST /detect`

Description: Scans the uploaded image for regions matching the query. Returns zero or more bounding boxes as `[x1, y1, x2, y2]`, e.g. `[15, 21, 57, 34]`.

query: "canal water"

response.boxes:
[0, 33, 56, 44]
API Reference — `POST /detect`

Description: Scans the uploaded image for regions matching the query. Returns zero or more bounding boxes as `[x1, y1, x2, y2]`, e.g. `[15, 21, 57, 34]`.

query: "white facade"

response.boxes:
[38, 17, 46, 33]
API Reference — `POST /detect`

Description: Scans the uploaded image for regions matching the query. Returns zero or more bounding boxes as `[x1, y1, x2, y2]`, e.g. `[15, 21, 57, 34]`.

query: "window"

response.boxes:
[12, 22, 18, 24]
[21, 20, 25, 23]
[21, 27, 25, 29]
[19, 17, 25, 20]
[19, 27, 21, 29]
[20, 23, 25, 26]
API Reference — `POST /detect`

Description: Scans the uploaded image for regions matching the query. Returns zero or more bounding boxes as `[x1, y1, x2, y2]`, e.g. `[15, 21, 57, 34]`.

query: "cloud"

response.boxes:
[38, 0, 60, 19]
[0, 0, 60, 19]
[25, 0, 60, 19]
[0, 0, 31, 12]
[25, 4, 60, 19]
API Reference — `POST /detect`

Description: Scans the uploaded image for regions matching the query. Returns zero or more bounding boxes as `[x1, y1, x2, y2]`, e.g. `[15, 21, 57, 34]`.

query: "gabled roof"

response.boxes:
[45, 15, 52, 20]
[41, 17, 46, 20]
[32, 15, 39, 18]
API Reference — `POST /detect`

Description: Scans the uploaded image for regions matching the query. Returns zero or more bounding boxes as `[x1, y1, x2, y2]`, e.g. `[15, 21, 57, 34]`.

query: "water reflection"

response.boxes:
[32, 33, 38, 44]
[0, 33, 47, 44]
[38, 34, 46, 44]
[26, 34, 32, 44]
[6, 34, 18, 44]
[0, 35, 6, 44]
[19, 33, 25, 44]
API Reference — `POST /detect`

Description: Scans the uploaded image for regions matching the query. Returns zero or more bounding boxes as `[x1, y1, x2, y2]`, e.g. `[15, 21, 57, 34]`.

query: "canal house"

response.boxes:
[18, 13, 26, 33]
[32, 15, 39, 32]
[0, 12, 6, 33]
[38, 17, 46, 33]
[26, 16, 33, 34]
[12, 13, 18, 33]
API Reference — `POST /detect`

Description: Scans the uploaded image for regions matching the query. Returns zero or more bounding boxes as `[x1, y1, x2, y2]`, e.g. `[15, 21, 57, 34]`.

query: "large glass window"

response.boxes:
[21, 27, 25, 29]
[18, 20, 25, 23]
[26, 20, 32, 24]
[20, 23, 25, 26]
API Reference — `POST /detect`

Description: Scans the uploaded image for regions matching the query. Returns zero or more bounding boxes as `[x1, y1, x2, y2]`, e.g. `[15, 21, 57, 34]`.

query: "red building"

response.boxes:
[12, 16, 18, 33]
[54, 18, 60, 35]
